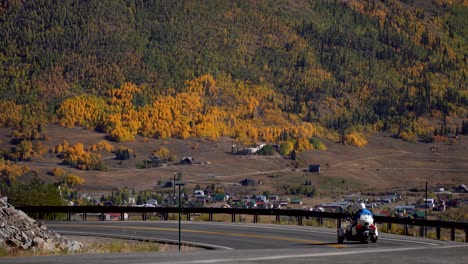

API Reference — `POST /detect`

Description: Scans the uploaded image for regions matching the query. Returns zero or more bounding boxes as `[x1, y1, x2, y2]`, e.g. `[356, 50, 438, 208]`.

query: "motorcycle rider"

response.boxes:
[346, 203, 373, 235]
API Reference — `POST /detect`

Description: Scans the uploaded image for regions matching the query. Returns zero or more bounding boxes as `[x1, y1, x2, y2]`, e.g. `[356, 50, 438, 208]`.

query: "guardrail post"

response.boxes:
[404, 224, 408, 236]
[298, 216, 303, 226]
[451, 228, 455, 241]
[67, 212, 71, 221]
[209, 213, 213, 221]
[276, 215, 280, 224]
[186, 213, 191, 221]
[53, 212, 56, 221]
[388, 222, 392, 232]
[232, 214, 236, 223]
[83, 213, 86, 221]
[120, 213, 124, 221]
[254, 214, 258, 223]
[436, 226, 441, 240]
[419, 225, 424, 237]
[337, 218, 341, 229]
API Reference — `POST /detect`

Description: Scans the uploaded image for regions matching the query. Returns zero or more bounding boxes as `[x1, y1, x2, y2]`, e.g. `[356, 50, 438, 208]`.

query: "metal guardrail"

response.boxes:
[17, 206, 468, 242]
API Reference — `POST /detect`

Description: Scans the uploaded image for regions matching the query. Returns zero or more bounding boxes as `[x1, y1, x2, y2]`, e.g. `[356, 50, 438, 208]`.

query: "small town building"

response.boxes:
[309, 164, 320, 173]
[455, 184, 468, 193]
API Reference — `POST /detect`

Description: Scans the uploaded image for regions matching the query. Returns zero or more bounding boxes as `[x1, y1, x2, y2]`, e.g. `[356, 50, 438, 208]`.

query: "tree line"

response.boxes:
[0, 0, 466, 144]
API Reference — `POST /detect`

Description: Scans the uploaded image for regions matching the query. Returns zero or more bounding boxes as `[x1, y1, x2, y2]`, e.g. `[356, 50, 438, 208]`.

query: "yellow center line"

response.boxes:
[49, 224, 346, 248]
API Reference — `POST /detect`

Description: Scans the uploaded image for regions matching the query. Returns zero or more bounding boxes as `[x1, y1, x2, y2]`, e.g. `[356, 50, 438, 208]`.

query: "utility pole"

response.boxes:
[178, 175, 182, 251]
[173, 173, 176, 220]
[425, 179, 428, 237]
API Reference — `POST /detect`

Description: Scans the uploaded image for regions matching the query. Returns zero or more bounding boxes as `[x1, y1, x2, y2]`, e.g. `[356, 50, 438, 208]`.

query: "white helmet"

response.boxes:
[359, 203, 366, 209]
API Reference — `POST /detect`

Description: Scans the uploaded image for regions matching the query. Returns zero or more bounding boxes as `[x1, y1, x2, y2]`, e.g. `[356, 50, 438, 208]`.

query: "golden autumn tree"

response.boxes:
[0, 101, 22, 128]
[57, 95, 108, 129]
[344, 132, 368, 148]
[0, 159, 30, 182]
[64, 174, 85, 186]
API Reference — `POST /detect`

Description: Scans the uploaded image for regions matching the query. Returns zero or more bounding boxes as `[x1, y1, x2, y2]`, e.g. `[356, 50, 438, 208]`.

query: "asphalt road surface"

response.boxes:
[2, 221, 467, 264]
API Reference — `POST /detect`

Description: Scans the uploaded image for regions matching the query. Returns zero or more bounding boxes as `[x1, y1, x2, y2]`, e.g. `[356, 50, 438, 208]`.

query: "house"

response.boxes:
[423, 198, 435, 208]
[320, 202, 349, 212]
[180, 157, 193, 165]
[309, 164, 320, 173]
[411, 211, 426, 219]
[233, 143, 266, 155]
[146, 198, 158, 206]
[455, 184, 468, 193]
[256, 195, 268, 203]
[194, 190, 205, 197]
[290, 197, 303, 205]
[269, 194, 279, 201]
[103, 213, 129, 221]
[149, 155, 161, 164]
[240, 178, 257, 186]
[395, 205, 416, 214]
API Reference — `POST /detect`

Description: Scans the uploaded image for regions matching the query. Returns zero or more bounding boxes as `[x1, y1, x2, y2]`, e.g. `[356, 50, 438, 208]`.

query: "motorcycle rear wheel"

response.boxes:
[337, 231, 344, 244]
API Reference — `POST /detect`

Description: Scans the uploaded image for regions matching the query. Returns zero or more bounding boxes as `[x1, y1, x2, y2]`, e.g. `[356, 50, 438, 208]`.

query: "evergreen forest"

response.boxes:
[0, 0, 467, 146]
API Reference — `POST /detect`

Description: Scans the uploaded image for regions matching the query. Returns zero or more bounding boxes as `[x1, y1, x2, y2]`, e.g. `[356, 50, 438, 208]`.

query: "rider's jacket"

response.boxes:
[352, 208, 373, 222]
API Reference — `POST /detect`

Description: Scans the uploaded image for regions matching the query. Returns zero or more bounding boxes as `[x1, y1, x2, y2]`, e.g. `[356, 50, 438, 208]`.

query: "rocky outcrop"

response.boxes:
[0, 197, 83, 253]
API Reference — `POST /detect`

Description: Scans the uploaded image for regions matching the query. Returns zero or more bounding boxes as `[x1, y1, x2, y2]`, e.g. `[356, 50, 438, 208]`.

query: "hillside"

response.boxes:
[2, 125, 468, 198]
[0, 0, 466, 144]
[0, 0, 467, 206]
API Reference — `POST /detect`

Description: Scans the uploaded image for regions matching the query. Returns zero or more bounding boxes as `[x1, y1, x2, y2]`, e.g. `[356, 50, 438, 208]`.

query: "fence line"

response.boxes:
[17, 206, 468, 242]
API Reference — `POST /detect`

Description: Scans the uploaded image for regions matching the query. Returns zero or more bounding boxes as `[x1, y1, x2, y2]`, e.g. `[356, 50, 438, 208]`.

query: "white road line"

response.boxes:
[55, 230, 234, 250]
[146, 244, 468, 264]
[179, 221, 442, 246]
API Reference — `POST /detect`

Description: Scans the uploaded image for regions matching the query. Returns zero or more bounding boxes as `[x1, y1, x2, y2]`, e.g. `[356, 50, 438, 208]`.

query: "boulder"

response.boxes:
[0, 196, 83, 253]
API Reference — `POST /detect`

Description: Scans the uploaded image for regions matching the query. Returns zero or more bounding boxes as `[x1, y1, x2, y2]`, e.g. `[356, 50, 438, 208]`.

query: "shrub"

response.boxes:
[278, 141, 294, 155]
[88, 141, 113, 152]
[294, 138, 312, 152]
[344, 133, 367, 147]
[153, 146, 170, 159]
[399, 130, 417, 142]
[64, 174, 85, 186]
[114, 148, 133, 160]
[48, 167, 66, 177]
[309, 137, 327, 150]
[257, 145, 275, 155]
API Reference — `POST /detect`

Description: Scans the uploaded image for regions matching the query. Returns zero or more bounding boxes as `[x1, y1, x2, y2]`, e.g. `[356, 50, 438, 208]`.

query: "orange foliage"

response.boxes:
[52, 140, 70, 153]
[64, 174, 85, 186]
[57, 95, 108, 128]
[0, 159, 30, 181]
[433, 135, 449, 142]
[294, 137, 312, 152]
[48, 167, 66, 177]
[0, 101, 23, 128]
[153, 146, 170, 159]
[56, 76, 326, 145]
[87, 140, 113, 152]
[344, 133, 368, 147]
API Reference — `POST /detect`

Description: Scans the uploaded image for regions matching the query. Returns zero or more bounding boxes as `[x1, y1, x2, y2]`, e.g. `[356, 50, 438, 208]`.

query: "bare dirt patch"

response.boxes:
[5, 126, 468, 197]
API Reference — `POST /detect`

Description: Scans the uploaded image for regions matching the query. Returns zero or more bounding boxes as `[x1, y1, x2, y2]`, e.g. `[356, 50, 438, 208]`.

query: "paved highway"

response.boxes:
[2, 221, 467, 263]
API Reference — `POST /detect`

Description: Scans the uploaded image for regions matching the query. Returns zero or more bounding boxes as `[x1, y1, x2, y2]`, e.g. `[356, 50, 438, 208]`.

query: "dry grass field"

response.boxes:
[4, 125, 468, 200]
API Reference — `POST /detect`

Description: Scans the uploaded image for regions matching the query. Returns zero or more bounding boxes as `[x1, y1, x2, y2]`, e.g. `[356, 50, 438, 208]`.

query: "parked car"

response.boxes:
[291, 198, 302, 205]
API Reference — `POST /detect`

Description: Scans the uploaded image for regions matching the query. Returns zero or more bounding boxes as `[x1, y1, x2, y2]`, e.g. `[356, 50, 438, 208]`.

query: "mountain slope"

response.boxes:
[0, 0, 466, 142]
